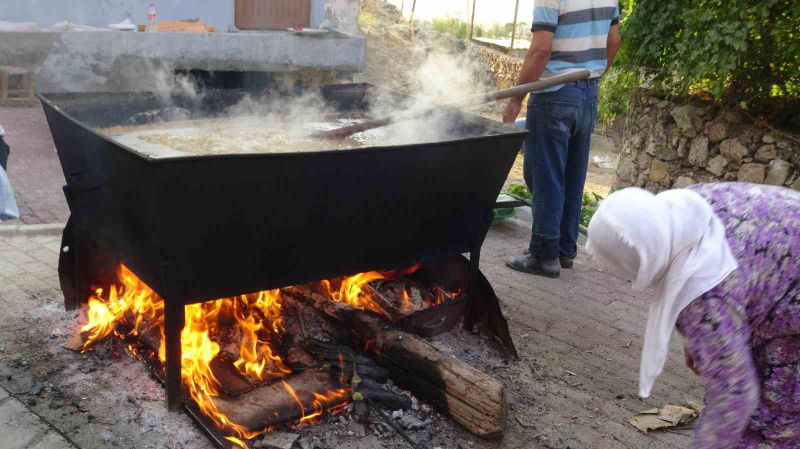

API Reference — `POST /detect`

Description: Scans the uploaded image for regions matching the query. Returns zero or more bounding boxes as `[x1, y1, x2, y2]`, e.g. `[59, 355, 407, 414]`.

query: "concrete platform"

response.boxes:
[0, 30, 367, 92]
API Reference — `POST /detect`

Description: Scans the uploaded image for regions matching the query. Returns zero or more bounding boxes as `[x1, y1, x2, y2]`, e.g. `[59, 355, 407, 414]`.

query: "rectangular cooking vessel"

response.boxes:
[39, 84, 527, 305]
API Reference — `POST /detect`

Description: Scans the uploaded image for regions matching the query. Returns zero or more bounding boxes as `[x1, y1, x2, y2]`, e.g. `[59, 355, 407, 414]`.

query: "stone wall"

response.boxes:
[614, 91, 800, 192]
[473, 47, 523, 91]
[470, 45, 529, 116]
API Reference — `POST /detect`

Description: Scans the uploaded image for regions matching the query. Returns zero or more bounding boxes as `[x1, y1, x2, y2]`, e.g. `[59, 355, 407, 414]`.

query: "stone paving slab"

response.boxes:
[0, 386, 77, 449]
[27, 431, 77, 449]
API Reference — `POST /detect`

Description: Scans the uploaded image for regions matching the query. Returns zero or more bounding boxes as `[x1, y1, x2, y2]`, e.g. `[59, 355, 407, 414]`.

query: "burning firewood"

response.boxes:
[211, 370, 350, 432]
[208, 355, 255, 398]
[286, 285, 508, 439]
[64, 261, 512, 446]
[322, 361, 389, 383]
[285, 346, 316, 371]
[302, 339, 378, 366]
[354, 377, 412, 411]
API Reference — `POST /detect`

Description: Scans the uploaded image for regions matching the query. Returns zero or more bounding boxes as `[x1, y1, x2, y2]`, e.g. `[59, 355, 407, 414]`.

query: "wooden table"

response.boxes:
[0, 66, 36, 105]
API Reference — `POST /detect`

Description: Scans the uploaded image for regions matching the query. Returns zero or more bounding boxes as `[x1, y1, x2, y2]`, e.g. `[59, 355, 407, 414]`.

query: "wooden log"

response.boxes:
[212, 370, 349, 431]
[285, 286, 508, 439]
[136, 322, 260, 398]
[322, 362, 389, 383]
[303, 339, 377, 366]
[376, 330, 507, 438]
[209, 355, 254, 397]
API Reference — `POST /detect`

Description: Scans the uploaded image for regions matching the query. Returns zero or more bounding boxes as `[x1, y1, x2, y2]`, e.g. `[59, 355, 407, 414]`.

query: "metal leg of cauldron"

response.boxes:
[463, 211, 493, 332]
[59, 216, 81, 311]
[164, 300, 185, 410]
[462, 212, 520, 358]
[59, 187, 81, 311]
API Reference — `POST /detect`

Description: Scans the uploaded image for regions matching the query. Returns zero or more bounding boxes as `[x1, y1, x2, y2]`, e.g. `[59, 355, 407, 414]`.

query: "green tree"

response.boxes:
[623, 0, 800, 129]
[431, 16, 470, 39]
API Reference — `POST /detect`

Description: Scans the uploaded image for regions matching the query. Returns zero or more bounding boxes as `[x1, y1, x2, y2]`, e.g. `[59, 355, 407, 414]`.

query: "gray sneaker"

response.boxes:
[522, 249, 575, 269]
[505, 254, 560, 278]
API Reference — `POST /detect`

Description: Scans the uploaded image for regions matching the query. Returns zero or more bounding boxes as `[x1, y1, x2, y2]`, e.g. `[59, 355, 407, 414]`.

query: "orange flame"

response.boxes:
[319, 271, 385, 312]
[427, 288, 462, 308]
[224, 437, 247, 448]
[312, 270, 464, 323]
[399, 290, 416, 314]
[282, 381, 348, 423]
[180, 298, 267, 444]
[81, 266, 165, 358]
[231, 292, 292, 381]
[76, 265, 350, 449]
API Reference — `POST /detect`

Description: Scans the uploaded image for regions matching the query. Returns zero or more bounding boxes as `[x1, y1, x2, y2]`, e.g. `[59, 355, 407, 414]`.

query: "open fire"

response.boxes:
[76, 264, 461, 447]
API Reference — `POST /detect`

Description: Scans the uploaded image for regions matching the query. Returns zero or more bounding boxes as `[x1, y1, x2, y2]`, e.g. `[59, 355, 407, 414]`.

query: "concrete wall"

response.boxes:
[0, 0, 359, 33]
[0, 30, 366, 92]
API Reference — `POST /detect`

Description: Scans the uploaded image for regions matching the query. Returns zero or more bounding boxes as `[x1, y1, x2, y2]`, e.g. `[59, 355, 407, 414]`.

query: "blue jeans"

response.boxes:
[524, 79, 598, 260]
[513, 118, 533, 191]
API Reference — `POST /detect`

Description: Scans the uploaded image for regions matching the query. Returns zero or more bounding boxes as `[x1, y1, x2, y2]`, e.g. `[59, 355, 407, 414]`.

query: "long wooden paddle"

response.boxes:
[310, 70, 591, 140]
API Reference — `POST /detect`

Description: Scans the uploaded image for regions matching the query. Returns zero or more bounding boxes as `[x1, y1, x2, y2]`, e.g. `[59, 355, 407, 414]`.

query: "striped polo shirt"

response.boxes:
[531, 0, 620, 92]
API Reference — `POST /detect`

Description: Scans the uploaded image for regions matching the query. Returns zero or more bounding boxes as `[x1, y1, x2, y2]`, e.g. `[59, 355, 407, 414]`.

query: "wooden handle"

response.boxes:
[310, 70, 592, 140]
[470, 69, 592, 105]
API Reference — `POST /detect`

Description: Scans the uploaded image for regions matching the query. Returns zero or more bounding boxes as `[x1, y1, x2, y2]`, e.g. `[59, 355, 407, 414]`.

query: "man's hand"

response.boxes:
[502, 98, 523, 123]
[684, 343, 699, 376]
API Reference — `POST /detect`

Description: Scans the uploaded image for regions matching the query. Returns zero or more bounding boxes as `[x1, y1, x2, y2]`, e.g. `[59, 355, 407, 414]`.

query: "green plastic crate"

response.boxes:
[491, 207, 516, 225]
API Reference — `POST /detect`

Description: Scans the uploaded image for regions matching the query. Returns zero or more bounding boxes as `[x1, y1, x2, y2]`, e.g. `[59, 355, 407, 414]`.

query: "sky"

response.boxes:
[385, 0, 535, 28]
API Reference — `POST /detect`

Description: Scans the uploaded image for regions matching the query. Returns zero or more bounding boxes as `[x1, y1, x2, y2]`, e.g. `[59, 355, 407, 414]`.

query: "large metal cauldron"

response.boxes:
[39, 84, 526, 409]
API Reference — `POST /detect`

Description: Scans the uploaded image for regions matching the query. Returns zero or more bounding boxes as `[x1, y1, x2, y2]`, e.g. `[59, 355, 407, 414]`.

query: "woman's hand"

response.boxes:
[684, 343, 699, 375]
[502, 98, 523, 123]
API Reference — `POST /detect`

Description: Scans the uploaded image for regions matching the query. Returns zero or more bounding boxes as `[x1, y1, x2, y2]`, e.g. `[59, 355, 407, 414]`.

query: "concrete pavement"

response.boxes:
[0, 384, 78, 449]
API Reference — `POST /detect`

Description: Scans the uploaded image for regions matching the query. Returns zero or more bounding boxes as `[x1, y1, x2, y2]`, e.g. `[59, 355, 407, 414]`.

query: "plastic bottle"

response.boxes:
[147, 4, 157, 32]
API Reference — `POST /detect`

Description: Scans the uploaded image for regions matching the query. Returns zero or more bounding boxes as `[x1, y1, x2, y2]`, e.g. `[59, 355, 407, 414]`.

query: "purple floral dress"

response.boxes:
[676, 182, 800, 449]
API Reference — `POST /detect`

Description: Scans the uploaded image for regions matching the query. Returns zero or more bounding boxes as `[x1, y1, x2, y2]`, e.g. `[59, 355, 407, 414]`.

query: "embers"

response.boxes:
[310, 267, 466, 336]
[69, 263, 466, 448]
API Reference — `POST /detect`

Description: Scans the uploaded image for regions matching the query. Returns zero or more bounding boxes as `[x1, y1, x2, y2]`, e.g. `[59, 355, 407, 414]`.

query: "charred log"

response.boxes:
[303, 339, 377, 366]
[356, 377, 412, 410]
[285, 285, 508, 439]
[322, 362, 389, 383]
[285, 346, 317, 371]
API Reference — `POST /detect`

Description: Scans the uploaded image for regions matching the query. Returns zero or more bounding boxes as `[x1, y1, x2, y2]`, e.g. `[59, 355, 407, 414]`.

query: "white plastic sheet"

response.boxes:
[0, 165, 19, 222]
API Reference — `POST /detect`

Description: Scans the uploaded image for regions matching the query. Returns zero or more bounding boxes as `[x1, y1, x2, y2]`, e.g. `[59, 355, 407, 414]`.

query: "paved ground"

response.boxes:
[0, 384, 78, 449]
[0, 212, 702, 449]
[0, 103, 70, 225]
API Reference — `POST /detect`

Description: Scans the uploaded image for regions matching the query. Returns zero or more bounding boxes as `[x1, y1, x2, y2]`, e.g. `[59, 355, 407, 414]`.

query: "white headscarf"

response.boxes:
[585, 187, 738, 398]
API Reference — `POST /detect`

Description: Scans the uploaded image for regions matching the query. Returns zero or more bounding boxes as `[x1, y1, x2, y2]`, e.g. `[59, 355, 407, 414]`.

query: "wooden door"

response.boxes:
[235, 0, 312, 30]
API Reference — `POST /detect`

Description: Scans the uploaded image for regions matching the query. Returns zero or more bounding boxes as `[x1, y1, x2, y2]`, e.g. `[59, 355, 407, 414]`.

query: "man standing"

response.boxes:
[502, 0, 621, 278]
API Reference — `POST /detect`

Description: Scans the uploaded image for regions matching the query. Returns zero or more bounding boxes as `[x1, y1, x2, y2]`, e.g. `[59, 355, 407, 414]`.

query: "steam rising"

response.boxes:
[365, 51, 494, 145]
[107, 52, 497, 156]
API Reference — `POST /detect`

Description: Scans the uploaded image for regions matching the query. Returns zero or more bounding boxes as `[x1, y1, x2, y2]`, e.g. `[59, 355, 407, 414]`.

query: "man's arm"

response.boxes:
[502, 0, 559, 123]
[502, 32, 554, 122]
[514, 32, 555, 100]
[606, 24, 621, 70]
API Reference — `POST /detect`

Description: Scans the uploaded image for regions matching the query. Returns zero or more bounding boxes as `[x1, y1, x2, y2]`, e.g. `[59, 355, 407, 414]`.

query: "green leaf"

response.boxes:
[506, 184, 531, 200]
